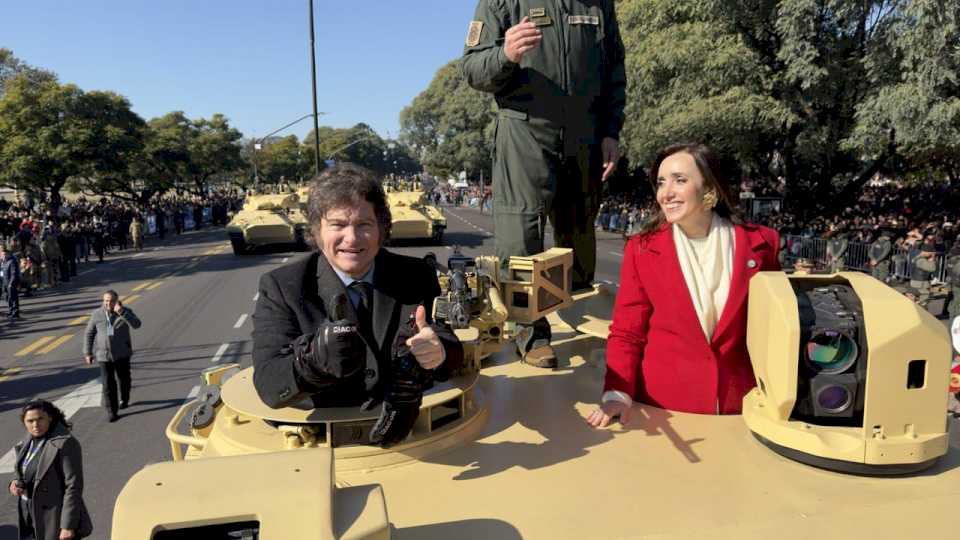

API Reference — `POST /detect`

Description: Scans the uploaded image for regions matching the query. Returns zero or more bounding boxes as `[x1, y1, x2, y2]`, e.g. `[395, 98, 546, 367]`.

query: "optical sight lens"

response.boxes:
[805, 331, 858, 374]
[817, 385, 852, 413]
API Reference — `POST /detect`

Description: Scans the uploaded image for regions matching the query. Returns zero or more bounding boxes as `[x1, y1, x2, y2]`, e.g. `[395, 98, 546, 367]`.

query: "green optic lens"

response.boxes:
[805, 331, 858, 374]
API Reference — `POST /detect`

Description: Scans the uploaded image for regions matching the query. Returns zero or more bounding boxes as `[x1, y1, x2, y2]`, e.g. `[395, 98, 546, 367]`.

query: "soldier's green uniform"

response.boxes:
[910, 248, 938, 304]
[462, 0, 626, 289]
[826, 236, 848, 274]
[868, 234, 892, 283]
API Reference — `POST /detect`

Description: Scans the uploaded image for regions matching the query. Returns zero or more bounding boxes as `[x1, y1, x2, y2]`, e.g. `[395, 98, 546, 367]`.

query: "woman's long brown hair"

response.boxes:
[633, 142, 743, 237]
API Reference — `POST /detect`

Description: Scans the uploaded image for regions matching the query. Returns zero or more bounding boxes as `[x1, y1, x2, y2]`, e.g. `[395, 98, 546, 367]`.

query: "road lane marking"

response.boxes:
[38, 334, 74, 355]
[609, 251, 623, 258]
[120, 294, 141, 304]
[211, 343, 230, 363]
[132, 252, 145, 258]
[281, 257, 289, 263]
[0, 367, 22, 382]
[187, 385, 200, 399]
[191, 257, 200, 262]
[15, 336, 55, 356]
[0, 378, 102, 473]
[132, 282, 153, 292]
[78, 269, 95, 276]
[234, 314, 248, 328]
[145, 281, 164, 291]
[69, 315, 90, 326]
[253, 292, 260, 302]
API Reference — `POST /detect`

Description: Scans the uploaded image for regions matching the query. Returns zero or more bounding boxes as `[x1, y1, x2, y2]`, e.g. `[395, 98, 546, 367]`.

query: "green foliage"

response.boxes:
[254, 134, 311, 184]
[144, 111, 245, 195]
[617, 0, 960, 209]
[304, 124, 420, 177]
[0, 75, 145, 206]
[399, 60, 495, 180]
[0, 48, 56, 96]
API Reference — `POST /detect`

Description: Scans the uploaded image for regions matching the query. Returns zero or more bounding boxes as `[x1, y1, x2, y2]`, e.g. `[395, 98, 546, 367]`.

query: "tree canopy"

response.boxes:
[616, 0, 960, 210]
[0, 75, 145, 206]
[399, 60, 495, 181]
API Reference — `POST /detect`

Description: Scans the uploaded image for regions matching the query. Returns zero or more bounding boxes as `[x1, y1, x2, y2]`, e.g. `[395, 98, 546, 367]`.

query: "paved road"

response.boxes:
[0, 205, 626, 539]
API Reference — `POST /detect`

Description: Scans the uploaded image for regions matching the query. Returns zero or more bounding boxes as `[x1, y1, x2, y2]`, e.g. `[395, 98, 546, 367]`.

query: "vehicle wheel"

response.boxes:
[230, 235, 248, 255]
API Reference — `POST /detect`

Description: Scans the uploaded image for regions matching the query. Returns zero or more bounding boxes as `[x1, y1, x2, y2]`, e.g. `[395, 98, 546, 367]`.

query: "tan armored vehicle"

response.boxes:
[385, 185, 445, 244]
[113, 261, 959, 539]
[226, 192, 309, 254]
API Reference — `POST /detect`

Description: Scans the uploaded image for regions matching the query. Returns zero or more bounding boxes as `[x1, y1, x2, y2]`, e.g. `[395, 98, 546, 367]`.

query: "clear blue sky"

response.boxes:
[3, 0, 477, 141]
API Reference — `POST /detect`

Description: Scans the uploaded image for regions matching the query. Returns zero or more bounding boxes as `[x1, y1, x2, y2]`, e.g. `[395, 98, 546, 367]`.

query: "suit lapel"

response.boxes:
[371, 251, 397, 351]
[647, 227, 706, 345]
[713, 225, 765, 343]
[314, 252, 355, 323]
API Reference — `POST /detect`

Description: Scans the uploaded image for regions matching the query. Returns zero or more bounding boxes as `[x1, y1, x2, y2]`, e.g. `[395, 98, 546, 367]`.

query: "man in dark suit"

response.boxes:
[252, 164, 462, 444]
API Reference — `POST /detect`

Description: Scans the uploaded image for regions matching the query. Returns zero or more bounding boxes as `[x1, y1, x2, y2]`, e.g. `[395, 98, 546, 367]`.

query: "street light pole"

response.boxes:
[308, 0, 322, 176]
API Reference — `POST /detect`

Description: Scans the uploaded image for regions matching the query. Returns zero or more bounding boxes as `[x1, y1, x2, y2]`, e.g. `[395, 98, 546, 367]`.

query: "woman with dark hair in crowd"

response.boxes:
[587, 143, 781, 427]
[8, 400, 92, 540]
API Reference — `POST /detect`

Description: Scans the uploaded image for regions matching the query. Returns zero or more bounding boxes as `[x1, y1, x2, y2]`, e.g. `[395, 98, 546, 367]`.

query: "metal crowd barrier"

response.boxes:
[782, 235, 948, 282]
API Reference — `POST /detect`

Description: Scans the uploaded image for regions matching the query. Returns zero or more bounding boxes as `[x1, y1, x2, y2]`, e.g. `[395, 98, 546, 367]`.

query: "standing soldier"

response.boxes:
[868, 231, 893, 283]
[40, 226, 61, 289]
[826, 233, 848, 274]
[910, 241, 938, 305]
[129, 217, 144, 252]
[462, 0, 626, 367]
[946, 242, 960, 320]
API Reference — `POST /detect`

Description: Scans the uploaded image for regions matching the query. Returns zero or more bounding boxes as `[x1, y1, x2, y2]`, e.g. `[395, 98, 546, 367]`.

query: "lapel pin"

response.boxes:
[747, 259, 757, 269]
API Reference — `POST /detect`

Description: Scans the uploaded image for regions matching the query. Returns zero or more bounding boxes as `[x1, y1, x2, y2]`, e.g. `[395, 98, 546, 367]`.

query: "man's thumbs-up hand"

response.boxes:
[405, 305, 444, 370]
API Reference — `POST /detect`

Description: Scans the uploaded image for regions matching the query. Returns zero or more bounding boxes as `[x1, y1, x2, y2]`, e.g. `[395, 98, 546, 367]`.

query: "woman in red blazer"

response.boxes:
[587, 143, 780, 427]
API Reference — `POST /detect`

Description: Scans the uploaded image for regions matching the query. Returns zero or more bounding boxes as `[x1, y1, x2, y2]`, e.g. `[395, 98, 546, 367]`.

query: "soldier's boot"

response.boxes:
[516, 317, 556, 369]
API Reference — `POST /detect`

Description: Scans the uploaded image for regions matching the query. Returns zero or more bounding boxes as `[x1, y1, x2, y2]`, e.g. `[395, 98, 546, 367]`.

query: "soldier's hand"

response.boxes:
[601, 137, 620, 182]
[504, 16, 542, 63]
[405, 305, 444, 370]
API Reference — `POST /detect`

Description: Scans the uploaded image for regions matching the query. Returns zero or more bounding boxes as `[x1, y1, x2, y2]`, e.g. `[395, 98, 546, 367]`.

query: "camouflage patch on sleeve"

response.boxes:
[466, 20, 484, 47]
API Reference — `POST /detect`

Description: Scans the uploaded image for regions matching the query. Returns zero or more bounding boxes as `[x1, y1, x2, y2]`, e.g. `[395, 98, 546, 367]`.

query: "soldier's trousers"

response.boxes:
[871, 261, 890, 283]
[949, 286, 960, 319]
[492, 114, 602, 290]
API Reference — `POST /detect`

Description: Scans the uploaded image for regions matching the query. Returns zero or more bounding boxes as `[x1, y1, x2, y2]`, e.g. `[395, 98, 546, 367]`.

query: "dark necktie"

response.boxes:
[349, 281, 374, 330]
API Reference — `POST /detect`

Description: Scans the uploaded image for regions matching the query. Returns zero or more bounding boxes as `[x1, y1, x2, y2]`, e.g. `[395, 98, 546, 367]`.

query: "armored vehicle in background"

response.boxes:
[385, 184, 445, 244]
[225, 192, 308, 254]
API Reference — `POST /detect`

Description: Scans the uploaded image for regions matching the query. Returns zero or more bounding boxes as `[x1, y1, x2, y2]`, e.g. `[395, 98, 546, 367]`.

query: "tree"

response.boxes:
[0, 75, 145, 207]
[0, 48, 55, 95]
[142, 111, 245, 196]
[400, 60, 496, 181]
[616, 0, 960, 212]
[304, 124, 421, 177]
[256, 134, 311, 185]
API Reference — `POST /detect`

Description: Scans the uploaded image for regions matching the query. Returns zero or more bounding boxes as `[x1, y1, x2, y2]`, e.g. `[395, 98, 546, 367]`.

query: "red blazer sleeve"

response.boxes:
[604, 237, 651, 395]
[760, 226, 781, 271]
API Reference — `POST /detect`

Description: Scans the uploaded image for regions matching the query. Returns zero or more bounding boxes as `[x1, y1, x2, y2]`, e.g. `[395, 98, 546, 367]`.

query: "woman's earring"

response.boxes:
[702, 190, 718, 210]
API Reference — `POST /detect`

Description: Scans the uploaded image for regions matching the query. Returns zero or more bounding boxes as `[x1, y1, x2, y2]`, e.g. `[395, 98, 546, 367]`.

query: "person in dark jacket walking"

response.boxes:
[83, 290, 142, 421]
[1, 244, 21, 319]
[8, 400, 93, 540]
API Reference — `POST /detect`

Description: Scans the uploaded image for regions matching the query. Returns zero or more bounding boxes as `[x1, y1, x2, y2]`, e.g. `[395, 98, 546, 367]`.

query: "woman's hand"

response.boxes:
[59, 528, 75, 540]
[8, 480, 23, 497]
[586, 401, 632, 428]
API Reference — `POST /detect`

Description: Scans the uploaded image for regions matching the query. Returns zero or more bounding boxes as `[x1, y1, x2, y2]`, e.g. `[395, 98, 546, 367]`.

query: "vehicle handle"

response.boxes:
[165, 400, 208, 461]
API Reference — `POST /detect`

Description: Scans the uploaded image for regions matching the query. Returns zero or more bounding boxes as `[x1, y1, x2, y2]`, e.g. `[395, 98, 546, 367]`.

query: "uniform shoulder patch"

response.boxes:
[466, 20, 484, 47]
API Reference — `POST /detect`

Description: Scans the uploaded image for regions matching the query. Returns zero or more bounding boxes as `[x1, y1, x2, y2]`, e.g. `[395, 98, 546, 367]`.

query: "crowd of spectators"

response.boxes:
[0, 191, 243, 318]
